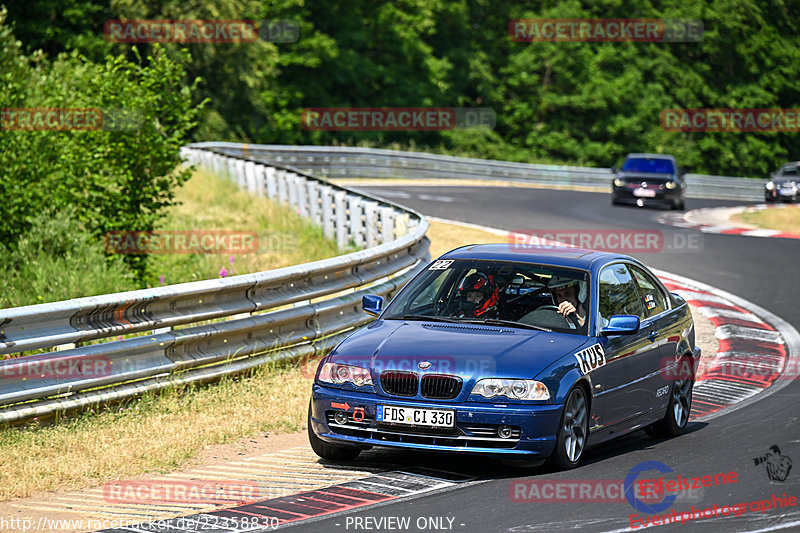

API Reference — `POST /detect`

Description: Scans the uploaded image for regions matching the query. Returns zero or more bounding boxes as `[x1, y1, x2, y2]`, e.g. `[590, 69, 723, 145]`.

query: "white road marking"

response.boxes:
[696, 306, 761, 322]
[714, 325, 784, 344]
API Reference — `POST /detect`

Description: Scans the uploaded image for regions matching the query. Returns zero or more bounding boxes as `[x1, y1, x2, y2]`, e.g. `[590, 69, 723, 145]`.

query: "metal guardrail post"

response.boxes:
[288, 173, 299, 211]
[276, 170, 288, 204]
[348, 196, 365, 248]
[320, 186, 334, 240]
[334, 191, 348, 250]
[364, 201, 379, 248]
[380, 207, 395, 244]
[307, 181, 321, 225]
[235, 159, 246, 189]
[266, 167, 277, 198]
[255, 165, 266, 197]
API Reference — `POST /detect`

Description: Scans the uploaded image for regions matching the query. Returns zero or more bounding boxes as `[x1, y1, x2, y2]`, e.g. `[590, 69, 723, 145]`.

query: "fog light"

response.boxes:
[498, 425, 513, 439]
[334, 411, 348, 425]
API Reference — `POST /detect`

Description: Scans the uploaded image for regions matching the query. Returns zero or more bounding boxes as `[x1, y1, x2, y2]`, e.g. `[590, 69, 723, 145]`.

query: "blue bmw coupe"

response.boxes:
[308, 245, 701, 469]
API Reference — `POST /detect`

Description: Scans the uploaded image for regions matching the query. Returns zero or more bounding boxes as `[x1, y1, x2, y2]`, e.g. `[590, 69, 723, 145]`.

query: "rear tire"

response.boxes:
[548, 386, 589, 470]
[307, 402, 363, 461]
[648, 359, 693, 437]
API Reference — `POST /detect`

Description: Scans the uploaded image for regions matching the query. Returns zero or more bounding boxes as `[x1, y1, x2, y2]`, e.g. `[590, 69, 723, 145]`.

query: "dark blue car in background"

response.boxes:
[308, 245, 700, 470]
[611, 153, 686, 210]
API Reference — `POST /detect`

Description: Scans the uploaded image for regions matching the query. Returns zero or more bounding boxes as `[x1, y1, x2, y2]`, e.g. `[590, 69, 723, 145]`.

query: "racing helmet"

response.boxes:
[457, 272, 499, 317]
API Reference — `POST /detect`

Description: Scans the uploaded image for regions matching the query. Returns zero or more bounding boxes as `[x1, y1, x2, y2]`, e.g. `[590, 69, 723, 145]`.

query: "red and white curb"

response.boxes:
[658, 204, 800, 239]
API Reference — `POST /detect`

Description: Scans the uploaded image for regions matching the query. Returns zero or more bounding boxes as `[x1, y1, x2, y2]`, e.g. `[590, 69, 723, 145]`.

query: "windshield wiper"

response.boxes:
[463, 318, 552, 332]
[390, 314, 466, 324]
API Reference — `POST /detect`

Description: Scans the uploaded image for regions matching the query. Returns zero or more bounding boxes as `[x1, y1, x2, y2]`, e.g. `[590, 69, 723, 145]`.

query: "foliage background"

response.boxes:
[5, 0, 798, 177]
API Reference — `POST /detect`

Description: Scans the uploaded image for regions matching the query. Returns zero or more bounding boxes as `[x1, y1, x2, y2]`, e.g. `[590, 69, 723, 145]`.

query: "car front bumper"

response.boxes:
[612, 188, 682, 206]
[765, 189, 797, 201]
[310, 384, 563, 458]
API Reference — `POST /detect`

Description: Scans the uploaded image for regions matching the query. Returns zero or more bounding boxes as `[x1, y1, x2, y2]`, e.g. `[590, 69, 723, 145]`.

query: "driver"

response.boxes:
[457, 272, 499, 318]
[548, 276, 587, 330]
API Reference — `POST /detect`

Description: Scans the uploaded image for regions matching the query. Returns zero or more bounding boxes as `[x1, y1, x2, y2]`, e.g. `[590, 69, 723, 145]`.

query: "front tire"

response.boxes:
[548, 386, 589, 470]
[307, 402, 362, 461]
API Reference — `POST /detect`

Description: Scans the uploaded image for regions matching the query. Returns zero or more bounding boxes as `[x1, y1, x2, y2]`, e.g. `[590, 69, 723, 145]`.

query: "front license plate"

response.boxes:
[633, 188, 657, 198]
[376, 405, 455, 427]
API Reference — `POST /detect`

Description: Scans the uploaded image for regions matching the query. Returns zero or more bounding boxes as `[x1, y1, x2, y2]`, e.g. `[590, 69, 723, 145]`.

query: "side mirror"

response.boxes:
[362, 294, 384, 317]
[601, 315, 640, 336]
[610, 166, 618, 174]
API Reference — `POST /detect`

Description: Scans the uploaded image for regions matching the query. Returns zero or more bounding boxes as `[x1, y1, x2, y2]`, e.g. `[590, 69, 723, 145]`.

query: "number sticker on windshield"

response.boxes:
[429, 260, 454, 270]
[574, 344, 606, 374]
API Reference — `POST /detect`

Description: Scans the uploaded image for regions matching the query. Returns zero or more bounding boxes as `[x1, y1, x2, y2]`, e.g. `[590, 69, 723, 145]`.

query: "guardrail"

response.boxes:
[0, 145, 430, 424]
[196, 143, 766, 201]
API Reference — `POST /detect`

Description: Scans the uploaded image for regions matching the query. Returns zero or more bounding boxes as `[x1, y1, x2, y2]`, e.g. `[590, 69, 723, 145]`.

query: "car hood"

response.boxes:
[328, 319, 589, 381]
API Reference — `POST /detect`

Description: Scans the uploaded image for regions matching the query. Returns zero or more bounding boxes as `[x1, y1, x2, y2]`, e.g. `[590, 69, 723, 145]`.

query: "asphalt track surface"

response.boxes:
[287, 186, 800, 533]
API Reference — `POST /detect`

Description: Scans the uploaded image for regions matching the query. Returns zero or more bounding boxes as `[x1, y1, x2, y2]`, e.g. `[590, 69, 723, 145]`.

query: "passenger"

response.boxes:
[548, 276, 587, 330]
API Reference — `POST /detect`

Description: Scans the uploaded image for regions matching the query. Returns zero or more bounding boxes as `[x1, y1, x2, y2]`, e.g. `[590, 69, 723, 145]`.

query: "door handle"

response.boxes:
[648, 330, 659, 341]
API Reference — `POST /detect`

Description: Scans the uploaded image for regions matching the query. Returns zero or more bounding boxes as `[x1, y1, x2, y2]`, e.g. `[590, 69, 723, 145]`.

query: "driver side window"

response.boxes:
[598, 264, 645, 326]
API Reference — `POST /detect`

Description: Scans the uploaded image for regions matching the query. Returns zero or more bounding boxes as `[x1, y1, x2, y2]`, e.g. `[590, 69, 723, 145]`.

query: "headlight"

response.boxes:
[665, 181, 677, 189]
[471, 378, 550, 400]
[613, 178, 625, 187]
[766, 181, 775, 190]
[318, 363, 373, 387]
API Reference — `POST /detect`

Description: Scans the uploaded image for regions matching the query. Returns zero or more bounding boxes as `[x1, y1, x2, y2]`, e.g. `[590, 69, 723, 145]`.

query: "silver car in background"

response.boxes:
[765, 162, 800, 203]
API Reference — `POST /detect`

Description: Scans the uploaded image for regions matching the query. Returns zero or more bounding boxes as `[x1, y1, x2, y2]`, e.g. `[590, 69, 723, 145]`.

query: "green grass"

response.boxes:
[733, 205, 800, 234]
[141, 168, 353, 286]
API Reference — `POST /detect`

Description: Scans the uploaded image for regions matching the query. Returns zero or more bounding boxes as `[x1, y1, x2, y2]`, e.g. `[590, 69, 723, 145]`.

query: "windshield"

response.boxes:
[621, 157, 676, 174]
[779, 167, 798, 178]
[383, 259, 590, 335]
